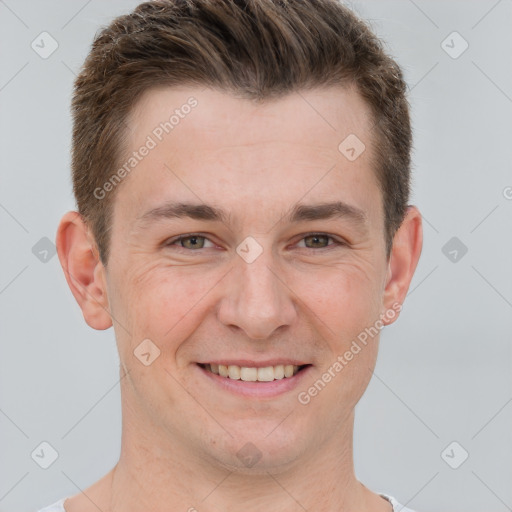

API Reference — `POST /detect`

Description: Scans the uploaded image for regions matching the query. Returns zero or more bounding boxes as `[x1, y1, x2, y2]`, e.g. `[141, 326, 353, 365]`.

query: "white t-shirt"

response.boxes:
[36, 492, 418, 511]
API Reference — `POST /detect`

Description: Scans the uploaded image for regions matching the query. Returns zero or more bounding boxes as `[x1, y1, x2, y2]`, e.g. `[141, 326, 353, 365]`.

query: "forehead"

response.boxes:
[115, 85, 380, 229]
[128, 85, 373, 154]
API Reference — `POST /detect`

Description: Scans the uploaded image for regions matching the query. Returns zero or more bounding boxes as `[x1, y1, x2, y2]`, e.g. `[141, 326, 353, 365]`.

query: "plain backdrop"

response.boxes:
[1, 1, 511, 511]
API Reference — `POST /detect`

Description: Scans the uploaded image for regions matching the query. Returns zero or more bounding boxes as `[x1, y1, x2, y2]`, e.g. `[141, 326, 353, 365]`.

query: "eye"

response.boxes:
[164, 233, 345, 252]
[295, 233, 344, 250]
[167, 234, 215, 250]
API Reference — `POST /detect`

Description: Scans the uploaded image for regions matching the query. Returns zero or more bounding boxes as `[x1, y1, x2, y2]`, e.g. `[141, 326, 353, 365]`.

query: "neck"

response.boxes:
[104, 407, 383, 512]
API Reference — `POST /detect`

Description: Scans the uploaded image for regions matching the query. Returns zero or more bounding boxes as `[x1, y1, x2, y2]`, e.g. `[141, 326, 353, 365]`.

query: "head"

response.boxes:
[57, 0, 422, 474]
[71, 0, 412, 266]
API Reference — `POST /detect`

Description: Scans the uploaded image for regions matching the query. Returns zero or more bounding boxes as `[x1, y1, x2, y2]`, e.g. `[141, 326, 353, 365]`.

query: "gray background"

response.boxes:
[1, 1, 511, 511]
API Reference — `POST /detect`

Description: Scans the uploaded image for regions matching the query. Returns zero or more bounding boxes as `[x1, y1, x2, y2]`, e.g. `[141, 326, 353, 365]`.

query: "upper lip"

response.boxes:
[198, 360, 310, 368]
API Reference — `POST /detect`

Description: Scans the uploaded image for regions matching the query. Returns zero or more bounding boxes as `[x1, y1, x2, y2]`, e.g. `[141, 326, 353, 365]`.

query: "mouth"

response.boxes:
[196, 362, 312, 398]
[198, 362, 309, 381]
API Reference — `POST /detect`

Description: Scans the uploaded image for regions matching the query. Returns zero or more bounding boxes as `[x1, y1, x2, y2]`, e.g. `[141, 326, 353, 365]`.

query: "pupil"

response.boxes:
[184, 236, 202, 248]
[308, 235, 326, 247]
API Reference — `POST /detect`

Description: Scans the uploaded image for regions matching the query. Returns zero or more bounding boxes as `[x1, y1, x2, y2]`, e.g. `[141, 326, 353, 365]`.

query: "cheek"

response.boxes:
[108, 249, 385, 365]
[114, 264, 224, 351]
[295, 259, 383, 344]
[301, 263, 384, 408]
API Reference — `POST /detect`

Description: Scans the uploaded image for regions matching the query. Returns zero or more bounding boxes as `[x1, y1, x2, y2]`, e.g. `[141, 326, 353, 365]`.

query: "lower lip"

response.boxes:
[196, 364, 312, 398]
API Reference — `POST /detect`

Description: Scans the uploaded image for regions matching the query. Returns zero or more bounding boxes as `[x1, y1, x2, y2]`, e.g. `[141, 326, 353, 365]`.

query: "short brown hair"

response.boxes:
[71, 0, 411, 265]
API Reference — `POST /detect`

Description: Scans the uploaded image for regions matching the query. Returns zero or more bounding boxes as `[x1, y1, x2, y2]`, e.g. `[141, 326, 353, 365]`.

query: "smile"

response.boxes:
[199, 363, 308, 381]
[196, 362, 312, 398]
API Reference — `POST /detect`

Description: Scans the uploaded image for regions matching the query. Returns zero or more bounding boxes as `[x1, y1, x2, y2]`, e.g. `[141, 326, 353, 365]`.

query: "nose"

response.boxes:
[217, 245, 297, 340]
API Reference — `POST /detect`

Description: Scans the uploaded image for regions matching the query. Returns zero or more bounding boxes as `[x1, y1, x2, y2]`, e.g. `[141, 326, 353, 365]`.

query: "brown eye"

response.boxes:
[167, 235, 214, 250]
[179, 235, 206, 249]
[301, 234, 332, 249]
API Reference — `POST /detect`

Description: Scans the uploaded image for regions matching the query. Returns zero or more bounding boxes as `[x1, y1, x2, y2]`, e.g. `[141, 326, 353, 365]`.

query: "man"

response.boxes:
[38, 0, 423, 510]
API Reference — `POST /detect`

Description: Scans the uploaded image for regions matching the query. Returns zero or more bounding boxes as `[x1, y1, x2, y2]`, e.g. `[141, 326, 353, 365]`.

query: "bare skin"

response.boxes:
[57, 85, 422, 512]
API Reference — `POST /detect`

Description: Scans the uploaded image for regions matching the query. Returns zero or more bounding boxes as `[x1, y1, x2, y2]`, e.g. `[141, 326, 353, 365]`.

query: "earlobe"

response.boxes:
[56, 211, 112, 330]
[381, 205, 423, 326]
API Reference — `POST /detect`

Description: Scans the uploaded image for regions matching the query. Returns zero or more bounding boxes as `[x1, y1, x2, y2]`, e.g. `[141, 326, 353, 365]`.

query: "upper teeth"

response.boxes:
[207, 363, 300, 381]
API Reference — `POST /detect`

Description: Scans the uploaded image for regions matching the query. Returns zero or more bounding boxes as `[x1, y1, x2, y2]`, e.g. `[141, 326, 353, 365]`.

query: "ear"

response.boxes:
[381, 205, 423, 325]
[56, 211, 112, 330]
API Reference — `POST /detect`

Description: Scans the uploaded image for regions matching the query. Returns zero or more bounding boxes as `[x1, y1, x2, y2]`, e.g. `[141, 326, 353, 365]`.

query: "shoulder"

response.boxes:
[35, 497, 68, 512]
[379, 493, 420, 512]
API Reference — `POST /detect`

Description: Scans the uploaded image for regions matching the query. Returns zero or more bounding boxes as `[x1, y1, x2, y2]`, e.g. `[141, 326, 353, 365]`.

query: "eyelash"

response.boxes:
[165, 233, 346, 252]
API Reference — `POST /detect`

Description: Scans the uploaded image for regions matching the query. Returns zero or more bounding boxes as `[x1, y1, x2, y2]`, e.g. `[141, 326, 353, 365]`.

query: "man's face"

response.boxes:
[104, 86, 395, 471]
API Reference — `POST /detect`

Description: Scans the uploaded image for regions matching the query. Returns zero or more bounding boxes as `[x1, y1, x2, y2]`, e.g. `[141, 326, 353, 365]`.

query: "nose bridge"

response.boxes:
[218, 241, 296, 339]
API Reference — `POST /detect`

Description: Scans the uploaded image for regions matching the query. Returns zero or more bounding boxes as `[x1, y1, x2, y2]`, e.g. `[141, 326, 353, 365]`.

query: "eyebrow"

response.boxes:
[135, 200, 367, 229]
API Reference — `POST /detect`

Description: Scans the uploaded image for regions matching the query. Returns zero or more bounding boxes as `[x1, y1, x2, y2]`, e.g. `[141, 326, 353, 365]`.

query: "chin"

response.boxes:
[202, 420, 309, 474]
